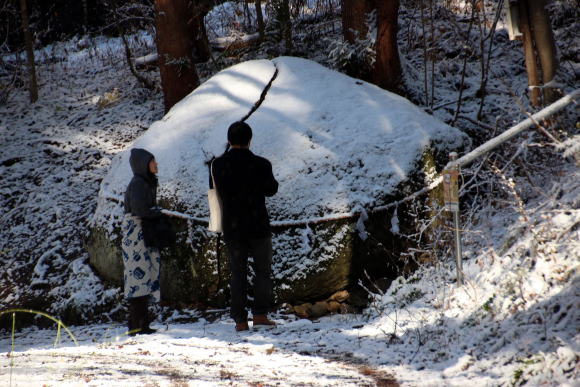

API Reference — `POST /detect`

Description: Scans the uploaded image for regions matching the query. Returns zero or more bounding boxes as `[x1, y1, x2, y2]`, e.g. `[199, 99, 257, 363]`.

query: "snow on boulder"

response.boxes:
[88, 57, 469, 306]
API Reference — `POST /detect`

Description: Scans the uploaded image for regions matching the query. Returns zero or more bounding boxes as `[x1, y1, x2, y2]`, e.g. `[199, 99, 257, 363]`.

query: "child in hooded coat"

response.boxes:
[122, 148, 162, 335]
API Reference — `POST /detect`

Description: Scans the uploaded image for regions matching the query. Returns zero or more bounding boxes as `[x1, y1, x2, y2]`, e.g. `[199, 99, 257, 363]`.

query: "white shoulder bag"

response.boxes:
[207, 160, 223, 233]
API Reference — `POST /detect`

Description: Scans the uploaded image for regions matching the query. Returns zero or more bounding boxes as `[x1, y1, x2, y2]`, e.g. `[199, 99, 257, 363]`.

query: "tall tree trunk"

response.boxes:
[19, 0, 38, 103]
[255, 0, 265, 41]
[518, 0, 541, 107]
[280, 0, 292, 53]
[527, 0, 559, 104]
[243, 0, 252, 29]
[273, 0, 292, 53]
[518, 0, 558, 106]
[374, 0, 402, 93]
[191, 3, 211, 63]
[155, 0, 200, 113]
[82, 0, 88, 32]
[341, 0, 375, 43]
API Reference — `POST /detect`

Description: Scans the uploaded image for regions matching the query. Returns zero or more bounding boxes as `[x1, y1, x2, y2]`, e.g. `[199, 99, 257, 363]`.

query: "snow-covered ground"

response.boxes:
[1, 1, 579, 386]
[2, 171, 579, 385]
[2, 316, 394, 386]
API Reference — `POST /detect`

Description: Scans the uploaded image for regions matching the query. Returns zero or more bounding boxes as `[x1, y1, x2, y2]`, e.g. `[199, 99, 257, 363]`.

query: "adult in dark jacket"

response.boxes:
[212, 121, 279, 331]
[122, 148, 162, 335]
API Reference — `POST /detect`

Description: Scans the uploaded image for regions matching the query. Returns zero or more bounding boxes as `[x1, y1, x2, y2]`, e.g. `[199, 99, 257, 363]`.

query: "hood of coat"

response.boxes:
[129, 148, 155, 177]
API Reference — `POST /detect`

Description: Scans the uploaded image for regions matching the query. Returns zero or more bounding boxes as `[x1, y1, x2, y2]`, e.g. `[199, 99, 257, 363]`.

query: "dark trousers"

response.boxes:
[224, 236, 273, 323]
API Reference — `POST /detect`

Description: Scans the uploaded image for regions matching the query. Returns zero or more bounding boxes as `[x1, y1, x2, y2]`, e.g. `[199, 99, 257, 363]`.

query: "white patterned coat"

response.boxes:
[121, 214, 161, 301]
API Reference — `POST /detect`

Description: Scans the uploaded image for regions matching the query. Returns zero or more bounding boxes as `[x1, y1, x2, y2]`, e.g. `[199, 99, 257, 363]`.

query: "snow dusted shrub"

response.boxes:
[557, 134, 580, 164]
[511, 347, 579, 386]
[0, 79, 14, 105]
[268, 0, 293, 52]
[206, 1, 258, 39]
[327, 10, 376, 80]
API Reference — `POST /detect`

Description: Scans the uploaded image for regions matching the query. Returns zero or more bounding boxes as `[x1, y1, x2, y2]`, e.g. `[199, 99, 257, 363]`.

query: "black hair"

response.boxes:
[227, 121, 252, 146]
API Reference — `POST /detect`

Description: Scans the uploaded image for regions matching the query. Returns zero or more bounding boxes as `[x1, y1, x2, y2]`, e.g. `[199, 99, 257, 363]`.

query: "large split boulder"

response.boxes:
[88, 57, 470, 307]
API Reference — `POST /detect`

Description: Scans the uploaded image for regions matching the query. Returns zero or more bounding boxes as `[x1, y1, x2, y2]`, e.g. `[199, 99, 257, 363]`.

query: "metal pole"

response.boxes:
[444, 152, 463, 285]
[450, 152, 463, 285]
[453, 209, 463, 285]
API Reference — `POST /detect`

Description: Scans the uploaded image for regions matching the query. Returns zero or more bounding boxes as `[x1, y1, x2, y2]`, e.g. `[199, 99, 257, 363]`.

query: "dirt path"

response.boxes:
[1, 322, 399, 386]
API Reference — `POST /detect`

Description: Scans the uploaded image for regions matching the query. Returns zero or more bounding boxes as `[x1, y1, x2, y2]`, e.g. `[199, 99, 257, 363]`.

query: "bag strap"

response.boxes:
[210, 159, 217, 189]
[210, 162, 223, 265]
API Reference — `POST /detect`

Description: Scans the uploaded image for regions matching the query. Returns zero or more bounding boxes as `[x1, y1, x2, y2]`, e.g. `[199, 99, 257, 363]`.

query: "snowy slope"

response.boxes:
[0, 33, 163, 320]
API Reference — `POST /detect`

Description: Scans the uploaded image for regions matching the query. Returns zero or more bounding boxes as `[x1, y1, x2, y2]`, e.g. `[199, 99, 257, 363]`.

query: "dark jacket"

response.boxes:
[124, 148, 161, 219]
[212, 148, 278, 240]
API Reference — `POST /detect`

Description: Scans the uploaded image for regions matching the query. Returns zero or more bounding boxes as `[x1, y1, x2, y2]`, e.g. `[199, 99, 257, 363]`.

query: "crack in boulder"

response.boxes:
[241, 63, 279, 122]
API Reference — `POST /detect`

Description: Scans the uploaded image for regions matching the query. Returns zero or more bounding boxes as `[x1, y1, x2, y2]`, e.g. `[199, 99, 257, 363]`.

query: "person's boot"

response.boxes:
[252, 314, 276, 327]
[137, 296, 157, 335]
[127, 298, 140, 336]
[235, 321, 249, 332]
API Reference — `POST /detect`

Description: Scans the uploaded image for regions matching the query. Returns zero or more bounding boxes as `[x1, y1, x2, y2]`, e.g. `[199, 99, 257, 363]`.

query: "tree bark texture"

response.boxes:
[155, 0, 200, 113]
[341, 0, 375, 43]
[374, 0, 402, 94]
[19, 0, 38, 103]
